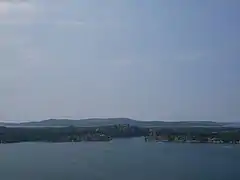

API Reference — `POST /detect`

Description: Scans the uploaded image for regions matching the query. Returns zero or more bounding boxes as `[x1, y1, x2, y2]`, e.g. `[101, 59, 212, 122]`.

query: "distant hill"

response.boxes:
[19, 118, 137, 127]
[0, 118, 232, 128]
[222, 122, 240, 128]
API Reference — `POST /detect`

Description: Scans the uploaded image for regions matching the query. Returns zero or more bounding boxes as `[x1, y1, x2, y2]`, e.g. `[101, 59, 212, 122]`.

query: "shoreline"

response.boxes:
[1, 138, 240, 145]
[1, 125, 240, 144]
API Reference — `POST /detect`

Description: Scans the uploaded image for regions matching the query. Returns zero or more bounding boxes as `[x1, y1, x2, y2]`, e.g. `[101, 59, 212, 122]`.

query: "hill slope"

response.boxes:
[0, 118, 231, 128]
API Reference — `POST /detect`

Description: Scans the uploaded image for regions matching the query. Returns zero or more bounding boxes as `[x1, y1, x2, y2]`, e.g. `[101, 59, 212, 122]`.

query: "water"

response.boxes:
[0, 138, 239, 180]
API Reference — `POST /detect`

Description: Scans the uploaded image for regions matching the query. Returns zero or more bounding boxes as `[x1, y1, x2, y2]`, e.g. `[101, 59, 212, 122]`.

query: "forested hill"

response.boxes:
[0, 118, 236, 128]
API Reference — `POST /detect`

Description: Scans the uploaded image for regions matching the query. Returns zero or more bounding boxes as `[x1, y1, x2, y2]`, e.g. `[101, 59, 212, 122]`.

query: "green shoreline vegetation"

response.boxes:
[0, 124, 240, 144]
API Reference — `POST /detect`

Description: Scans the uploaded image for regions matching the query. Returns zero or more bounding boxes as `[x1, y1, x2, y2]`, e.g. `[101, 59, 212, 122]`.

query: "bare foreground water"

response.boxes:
[0, 138, 240, 180]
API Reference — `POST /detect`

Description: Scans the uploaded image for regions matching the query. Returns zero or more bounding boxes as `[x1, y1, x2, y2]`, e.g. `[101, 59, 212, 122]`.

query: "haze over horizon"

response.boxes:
[0, 0, 239, 122]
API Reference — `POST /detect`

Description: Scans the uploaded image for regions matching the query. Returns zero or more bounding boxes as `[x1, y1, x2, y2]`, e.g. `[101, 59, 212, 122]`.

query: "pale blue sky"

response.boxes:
[0, 0, 239, 122]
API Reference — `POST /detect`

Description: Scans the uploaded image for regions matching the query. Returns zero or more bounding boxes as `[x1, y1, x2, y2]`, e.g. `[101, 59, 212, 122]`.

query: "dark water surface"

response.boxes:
[0, 138, 239, 180]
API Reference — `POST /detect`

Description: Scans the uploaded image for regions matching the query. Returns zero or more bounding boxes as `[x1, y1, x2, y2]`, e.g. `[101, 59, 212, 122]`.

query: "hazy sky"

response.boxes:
[0, 0, 239, 122]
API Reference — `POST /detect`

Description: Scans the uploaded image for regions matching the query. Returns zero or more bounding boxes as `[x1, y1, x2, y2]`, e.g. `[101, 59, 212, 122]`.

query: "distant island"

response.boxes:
[0, 119, 240, 144]
[1, 118, 240, 128]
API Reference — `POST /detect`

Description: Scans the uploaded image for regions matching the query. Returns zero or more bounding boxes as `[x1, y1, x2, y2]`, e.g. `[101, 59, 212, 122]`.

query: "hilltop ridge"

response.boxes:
[0, 118, 237, 128]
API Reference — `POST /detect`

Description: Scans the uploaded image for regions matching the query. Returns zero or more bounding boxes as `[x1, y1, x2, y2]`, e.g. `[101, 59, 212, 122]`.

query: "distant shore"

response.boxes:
[0, 125, 240, 144]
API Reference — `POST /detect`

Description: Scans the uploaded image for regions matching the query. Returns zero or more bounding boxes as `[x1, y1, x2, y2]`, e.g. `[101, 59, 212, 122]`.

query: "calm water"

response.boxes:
[0, 138, 239, 180]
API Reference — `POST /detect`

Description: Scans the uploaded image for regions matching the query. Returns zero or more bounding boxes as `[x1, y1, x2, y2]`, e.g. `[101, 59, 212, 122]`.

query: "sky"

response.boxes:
[0, 0, 239, 122]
